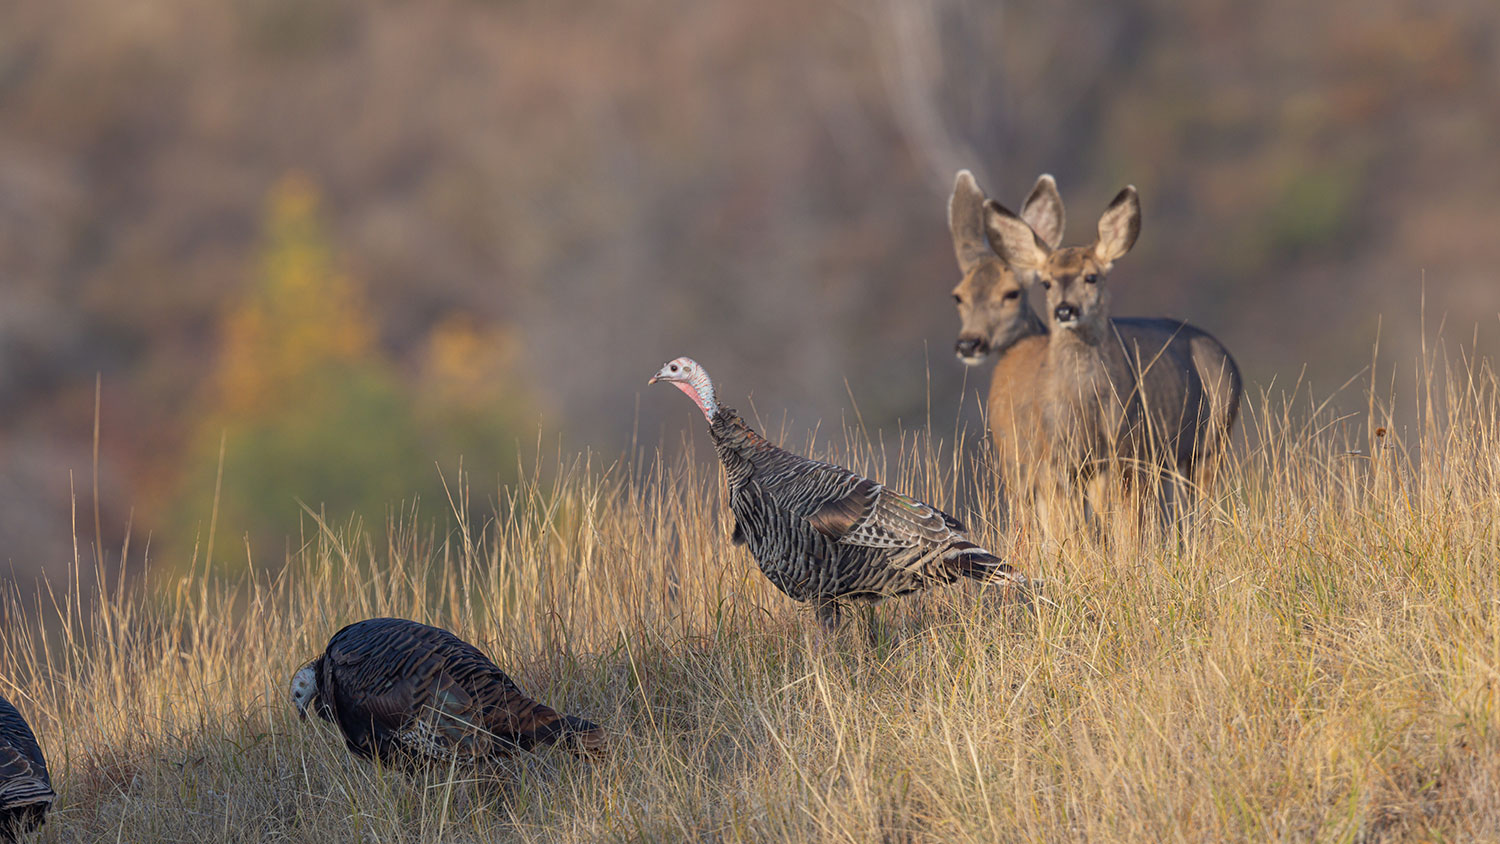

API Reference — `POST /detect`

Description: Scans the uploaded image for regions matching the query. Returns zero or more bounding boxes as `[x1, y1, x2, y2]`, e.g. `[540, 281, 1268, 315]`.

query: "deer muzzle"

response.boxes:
[954, 336, 989, 363]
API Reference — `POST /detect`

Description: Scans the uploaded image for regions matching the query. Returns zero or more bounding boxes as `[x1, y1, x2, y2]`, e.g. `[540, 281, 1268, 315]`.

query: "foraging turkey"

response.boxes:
[290, 618, 605, 769]
[0, 696, 54, 843]
[650, 356, 1026, 629]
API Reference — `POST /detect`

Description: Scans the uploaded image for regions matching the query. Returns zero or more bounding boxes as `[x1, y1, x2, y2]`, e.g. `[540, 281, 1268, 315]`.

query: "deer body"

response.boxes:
[1045, 316, 1236, 485]
[983, 332, 1050, 501]
[977, 183, 1242, 527]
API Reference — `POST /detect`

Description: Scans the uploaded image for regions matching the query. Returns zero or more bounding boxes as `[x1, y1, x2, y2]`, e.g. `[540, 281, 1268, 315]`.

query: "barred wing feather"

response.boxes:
[0, 746, 52, 809]
[811, 481, 966, 550]
[0, 696, 53, 841]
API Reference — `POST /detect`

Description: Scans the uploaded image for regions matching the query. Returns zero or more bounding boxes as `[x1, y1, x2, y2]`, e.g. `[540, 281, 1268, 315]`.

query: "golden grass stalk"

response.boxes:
[3, 346, 1499, 842]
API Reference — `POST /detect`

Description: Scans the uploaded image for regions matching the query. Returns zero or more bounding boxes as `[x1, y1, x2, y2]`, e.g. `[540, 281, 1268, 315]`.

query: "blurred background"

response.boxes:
[1, 0, 1496, 585]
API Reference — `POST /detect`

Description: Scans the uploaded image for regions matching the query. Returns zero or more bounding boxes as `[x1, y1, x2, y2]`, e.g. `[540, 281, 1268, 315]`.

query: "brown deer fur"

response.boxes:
[948, 171, 1064, 512]
[964, 181, 1241, 528]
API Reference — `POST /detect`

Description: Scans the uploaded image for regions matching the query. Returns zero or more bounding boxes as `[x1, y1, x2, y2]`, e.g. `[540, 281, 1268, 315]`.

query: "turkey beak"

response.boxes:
[648, 375, 661, 385]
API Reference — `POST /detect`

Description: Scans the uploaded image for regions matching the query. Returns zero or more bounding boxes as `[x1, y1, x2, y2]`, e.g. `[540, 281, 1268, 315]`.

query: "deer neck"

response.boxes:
[1045, 318, 1119, 450]
[1047, 317, 1108, 368]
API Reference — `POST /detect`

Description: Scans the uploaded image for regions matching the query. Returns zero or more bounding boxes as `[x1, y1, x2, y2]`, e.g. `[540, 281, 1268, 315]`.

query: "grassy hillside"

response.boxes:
[2, 347, 1498, 842]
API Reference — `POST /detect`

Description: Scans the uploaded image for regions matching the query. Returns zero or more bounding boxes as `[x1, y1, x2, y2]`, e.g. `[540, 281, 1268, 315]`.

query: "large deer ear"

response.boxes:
[1019, 174, 1065, 250]
[1094, 186, 1140, 265]
[948, 170, 992, 274]
[983, 199, 1051, 273]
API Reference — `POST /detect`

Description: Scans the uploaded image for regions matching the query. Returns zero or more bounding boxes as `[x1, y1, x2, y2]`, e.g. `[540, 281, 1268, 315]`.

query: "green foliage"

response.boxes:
[167, 175, 529, 575]
[1262, 157, 1365, 255]
[241, 0, 357, 58]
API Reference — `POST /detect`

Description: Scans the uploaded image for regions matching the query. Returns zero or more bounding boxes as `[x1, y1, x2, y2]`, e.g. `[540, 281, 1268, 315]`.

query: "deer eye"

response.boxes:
[1084, 273, 1100, 285]
[1002, 290, 1020, 302]
[1040, 280, 1052, 290]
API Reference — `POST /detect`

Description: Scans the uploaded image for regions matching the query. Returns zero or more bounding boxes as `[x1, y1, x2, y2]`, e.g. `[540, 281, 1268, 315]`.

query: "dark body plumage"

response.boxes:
[710, 406, 1022, 627]
[0, 696, 53, 843]
[303, 618, 603, 768]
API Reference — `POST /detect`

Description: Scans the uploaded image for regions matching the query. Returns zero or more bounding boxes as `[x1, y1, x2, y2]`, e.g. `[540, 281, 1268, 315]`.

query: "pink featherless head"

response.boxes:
[649, 356, 719, 421]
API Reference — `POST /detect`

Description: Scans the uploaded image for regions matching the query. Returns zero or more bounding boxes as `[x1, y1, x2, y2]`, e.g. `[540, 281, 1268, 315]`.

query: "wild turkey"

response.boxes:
[0, 695, 54, 843]
[290, 618, 605, 769]
[650, 356, 1027, 629]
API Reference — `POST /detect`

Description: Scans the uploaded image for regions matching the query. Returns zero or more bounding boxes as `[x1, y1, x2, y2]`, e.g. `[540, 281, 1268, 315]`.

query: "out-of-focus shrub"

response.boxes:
[168, 174, 530, 575]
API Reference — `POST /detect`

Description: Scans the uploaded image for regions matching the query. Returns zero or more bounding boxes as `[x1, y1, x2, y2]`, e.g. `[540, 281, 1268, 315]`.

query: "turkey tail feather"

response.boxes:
[561, 715, 608, 758]
[943, 541, 1021, 582]
[502, 706, 607, 759]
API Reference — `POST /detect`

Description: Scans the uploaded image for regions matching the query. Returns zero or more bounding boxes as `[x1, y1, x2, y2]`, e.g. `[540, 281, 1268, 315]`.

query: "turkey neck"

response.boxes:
[707, 407, 773, 485]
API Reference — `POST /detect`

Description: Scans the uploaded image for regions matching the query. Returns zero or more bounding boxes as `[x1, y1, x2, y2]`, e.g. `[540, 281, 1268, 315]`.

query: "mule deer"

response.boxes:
[948, 171, 1063, 514]
[979, 186, 1243, 528]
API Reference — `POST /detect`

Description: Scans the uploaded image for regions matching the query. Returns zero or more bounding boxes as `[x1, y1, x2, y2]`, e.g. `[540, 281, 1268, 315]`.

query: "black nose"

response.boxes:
[955, 337, 987, 358]
[1054, 304, 1079, 323]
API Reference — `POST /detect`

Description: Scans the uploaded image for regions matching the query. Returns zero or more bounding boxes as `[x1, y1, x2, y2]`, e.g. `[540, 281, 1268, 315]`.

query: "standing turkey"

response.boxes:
[0, 695, 54, 843]
[290, 618, 605, 769]
[650, 356, 1026, 629]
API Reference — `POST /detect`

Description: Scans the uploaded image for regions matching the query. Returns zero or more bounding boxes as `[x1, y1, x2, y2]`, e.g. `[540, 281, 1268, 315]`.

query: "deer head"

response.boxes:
[949, 171, 1065, 365]
[983, 186, 1140, 345]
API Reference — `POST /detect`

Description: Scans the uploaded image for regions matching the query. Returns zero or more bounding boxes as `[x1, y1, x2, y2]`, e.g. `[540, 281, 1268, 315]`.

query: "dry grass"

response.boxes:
[4, 348, 1500, 843]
